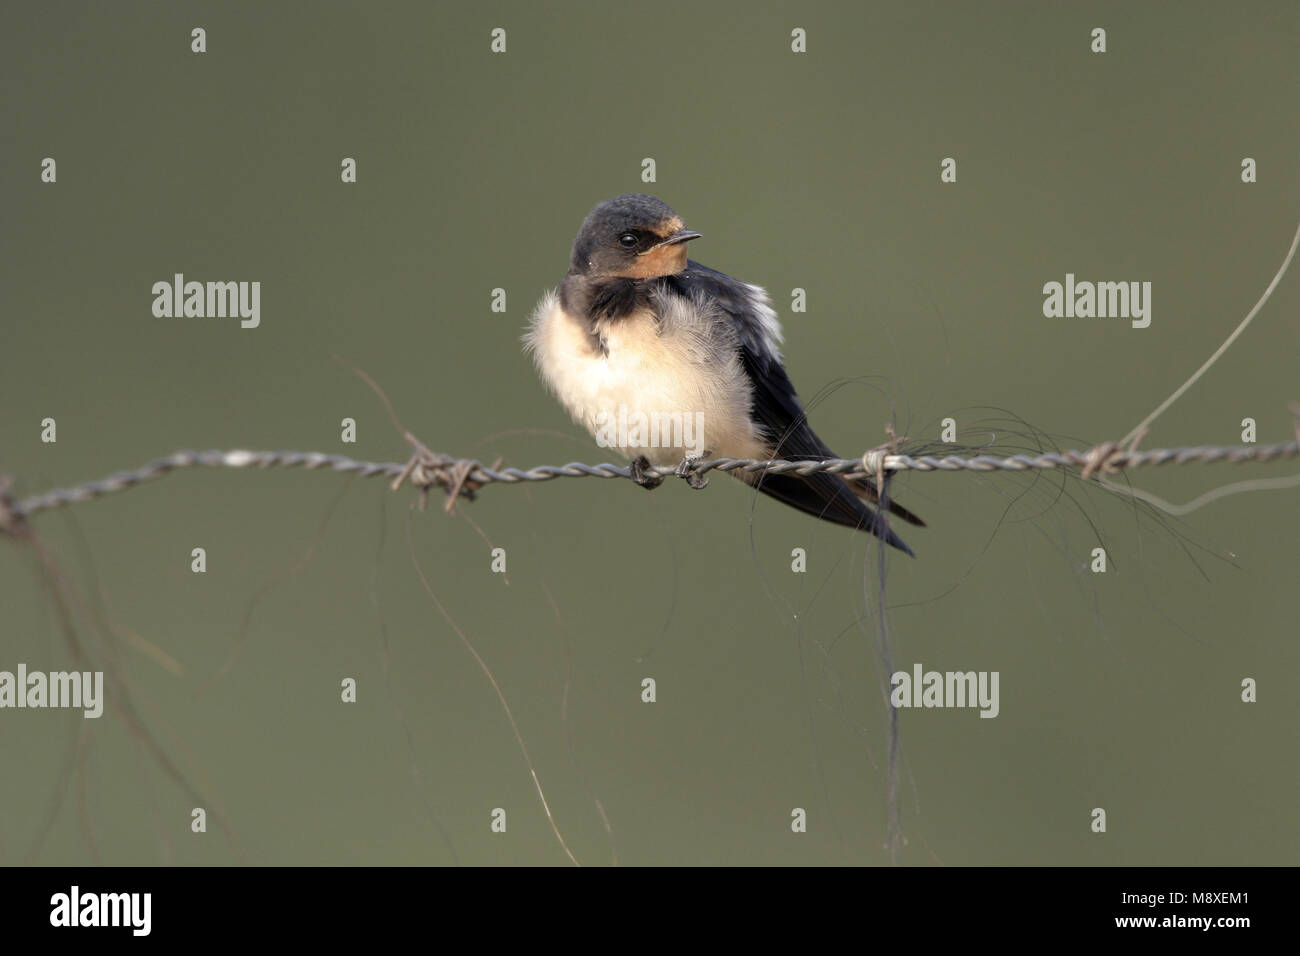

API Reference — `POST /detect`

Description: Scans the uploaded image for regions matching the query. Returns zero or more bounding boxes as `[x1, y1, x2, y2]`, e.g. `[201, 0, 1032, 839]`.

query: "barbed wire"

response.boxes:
[3, 438, 1297, 529]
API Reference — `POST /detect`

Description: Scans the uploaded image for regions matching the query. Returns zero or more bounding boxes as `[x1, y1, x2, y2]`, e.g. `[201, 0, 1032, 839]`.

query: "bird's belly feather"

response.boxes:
[527, 295, 767, 466]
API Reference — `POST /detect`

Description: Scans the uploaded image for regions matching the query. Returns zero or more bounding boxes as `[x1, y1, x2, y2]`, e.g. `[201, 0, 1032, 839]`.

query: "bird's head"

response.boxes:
[570, 193, 702, 278]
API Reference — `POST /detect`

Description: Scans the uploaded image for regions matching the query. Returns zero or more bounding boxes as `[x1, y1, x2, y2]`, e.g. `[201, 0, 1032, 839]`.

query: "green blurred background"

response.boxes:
[2, 1, 1297, 865]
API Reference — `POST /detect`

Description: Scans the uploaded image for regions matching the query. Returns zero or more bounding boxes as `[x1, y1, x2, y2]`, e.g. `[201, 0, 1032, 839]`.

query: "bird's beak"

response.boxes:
[643, 228, 702, 253]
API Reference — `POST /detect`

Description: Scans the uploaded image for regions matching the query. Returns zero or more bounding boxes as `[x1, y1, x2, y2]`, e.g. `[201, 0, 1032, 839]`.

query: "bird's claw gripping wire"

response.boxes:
[628, 455, 664, 490]
[675, 451, 712, 489]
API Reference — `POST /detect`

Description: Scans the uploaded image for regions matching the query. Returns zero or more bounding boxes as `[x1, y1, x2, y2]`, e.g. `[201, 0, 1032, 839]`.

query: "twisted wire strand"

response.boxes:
[3, 440, 1297, 527]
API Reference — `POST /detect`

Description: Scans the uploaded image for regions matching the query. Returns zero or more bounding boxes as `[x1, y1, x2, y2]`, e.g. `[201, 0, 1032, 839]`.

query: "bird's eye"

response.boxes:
[618, 233, 638, 248]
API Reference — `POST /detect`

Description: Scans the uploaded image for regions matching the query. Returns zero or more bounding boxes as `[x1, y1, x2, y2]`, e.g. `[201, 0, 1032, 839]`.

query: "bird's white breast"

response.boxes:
[524, 290, 768, 466]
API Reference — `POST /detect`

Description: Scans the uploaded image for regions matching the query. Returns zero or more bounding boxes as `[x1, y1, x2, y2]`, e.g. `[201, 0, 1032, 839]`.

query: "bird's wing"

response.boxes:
[663, 262, 921, 554]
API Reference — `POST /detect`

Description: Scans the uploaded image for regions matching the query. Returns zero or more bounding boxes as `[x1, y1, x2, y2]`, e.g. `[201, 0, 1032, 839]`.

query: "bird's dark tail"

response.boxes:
[741, 470, 918, 557]
[848, 476, 927, 527]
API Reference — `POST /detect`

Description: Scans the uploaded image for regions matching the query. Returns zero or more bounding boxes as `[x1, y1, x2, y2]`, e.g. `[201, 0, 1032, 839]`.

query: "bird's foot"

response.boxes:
[675, 451, 712, 489]
[629, 455, 663, 490]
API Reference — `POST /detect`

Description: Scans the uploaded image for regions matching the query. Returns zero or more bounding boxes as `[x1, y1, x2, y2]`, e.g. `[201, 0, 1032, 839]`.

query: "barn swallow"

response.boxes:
[524, 193, 924, 554]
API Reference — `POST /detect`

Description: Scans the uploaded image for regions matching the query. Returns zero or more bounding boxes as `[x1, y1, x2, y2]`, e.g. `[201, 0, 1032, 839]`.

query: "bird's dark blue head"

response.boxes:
[570, 193, 702, 278]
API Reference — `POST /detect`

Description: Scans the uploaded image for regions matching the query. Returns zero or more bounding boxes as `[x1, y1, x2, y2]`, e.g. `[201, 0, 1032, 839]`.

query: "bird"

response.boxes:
[524, 193, 924, 555]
